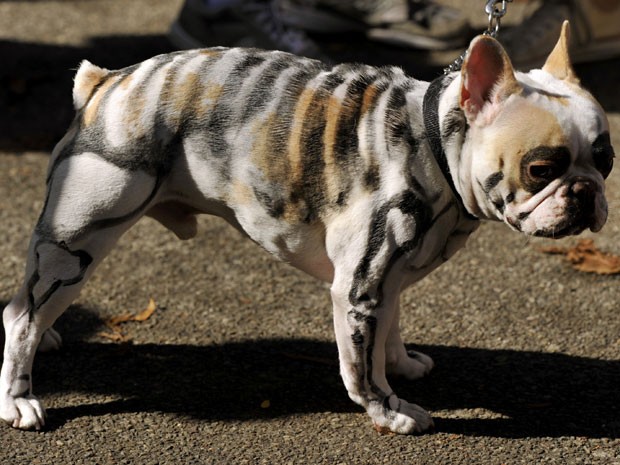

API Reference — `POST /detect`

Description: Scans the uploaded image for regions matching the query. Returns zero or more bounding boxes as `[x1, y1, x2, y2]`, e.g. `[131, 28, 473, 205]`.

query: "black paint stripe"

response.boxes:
[294, 72, 346, 222]
[240, 55, 321, 123]
[252, 67, 323, 218]
[27, 240, 93, 318]
[483, 171, 504, 193]
[348, 190, 434, 307]
[442, 107, 466, 139]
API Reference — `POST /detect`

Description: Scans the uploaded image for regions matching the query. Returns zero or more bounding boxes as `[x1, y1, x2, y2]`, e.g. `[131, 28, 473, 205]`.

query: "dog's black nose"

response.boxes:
[570, 178, 597, 205]
[569, 178, 598, 228]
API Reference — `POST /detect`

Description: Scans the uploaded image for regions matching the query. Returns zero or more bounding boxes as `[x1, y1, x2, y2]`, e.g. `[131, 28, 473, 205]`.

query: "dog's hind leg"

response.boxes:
[1, 152, 160, 429]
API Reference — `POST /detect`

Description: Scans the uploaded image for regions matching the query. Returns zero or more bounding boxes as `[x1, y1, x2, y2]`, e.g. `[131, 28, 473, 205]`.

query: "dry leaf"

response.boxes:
[106, 313, 134, 326]
[101, 299, 157, 342]
[97, 331, 128, 342]
[540, 239, 620, 275]
[133, 298, 156, 322]
[373, 423, 395, 435]
[538, 245, 567, 255]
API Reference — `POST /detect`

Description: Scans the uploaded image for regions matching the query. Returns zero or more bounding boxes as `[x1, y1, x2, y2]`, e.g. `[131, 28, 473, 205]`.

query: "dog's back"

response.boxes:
[56, 49, 430, 228]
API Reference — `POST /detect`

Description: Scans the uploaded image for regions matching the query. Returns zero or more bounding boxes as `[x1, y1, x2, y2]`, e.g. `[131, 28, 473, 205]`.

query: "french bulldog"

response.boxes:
[1, 21, 613, 434]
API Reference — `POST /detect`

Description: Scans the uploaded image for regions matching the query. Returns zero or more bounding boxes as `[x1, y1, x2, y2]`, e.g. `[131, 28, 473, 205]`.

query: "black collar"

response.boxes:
[423, 74, 477, 221]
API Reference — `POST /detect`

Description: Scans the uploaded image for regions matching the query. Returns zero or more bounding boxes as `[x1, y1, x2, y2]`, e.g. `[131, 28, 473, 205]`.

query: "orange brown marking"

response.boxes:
[118, 74, 133, 90]
[360, 84, 379, 116]
[82, 76, 119, 127]
[230, 179, 253, 204]
[124, 87, 147, 138]
[287, 87, 317, 185]
[159, 71, 204, 129]
[252, 112, 282, 178]
[251, 111, 291, 188]
[196, 83, 223, 118]
[323, 95, 344, 202]
[358, 83, 384, 192]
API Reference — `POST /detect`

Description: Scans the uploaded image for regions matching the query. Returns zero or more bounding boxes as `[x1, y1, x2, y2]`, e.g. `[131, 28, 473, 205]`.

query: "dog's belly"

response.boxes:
[153, 178, 335, 283]
[219, 206, 335, 283]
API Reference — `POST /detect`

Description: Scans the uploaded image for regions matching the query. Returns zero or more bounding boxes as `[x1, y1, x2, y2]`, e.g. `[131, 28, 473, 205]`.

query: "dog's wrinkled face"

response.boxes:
[476, 75, 613, 237]
[458, 22, 614, 238]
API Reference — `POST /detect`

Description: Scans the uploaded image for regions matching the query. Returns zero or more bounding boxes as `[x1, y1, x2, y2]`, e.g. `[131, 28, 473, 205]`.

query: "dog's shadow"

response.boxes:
[2, 304, 615, 439]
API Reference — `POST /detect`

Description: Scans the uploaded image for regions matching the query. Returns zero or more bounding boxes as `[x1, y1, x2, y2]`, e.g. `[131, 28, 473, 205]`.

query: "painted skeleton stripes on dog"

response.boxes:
[54, 48, 441, 222]
[29, 48, 472, 417]
[3, 23, 613, 433]
[44, 48, 474, 304]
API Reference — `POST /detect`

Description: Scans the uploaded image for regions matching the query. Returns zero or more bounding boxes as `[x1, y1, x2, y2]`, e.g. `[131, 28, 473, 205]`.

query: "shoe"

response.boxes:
[501, 0, 620, 70]
[169, 0, 326, 59]
[279, 0, 471, 50]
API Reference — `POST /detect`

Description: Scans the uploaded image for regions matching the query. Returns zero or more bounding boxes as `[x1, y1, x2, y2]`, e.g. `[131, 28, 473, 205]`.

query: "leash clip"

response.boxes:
[485, 0, 513, 37]
[444, 0, 513, 74]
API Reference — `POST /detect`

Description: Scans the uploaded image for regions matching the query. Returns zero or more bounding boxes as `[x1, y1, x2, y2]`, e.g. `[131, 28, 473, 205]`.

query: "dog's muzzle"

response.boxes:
[539, 177, 607, 237]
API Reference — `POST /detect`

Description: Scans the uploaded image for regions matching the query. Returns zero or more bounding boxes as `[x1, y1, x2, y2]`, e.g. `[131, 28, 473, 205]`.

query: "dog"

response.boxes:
[1, 21, 614, 434]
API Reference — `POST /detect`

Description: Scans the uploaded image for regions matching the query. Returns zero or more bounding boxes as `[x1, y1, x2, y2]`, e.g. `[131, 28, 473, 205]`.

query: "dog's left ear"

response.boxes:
[542, 20, 579, 84]
[459, 35, 522, 123]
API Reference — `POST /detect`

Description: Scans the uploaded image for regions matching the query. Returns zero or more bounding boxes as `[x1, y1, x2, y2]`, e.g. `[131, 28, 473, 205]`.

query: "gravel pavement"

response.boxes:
[1, 1, 619, 464]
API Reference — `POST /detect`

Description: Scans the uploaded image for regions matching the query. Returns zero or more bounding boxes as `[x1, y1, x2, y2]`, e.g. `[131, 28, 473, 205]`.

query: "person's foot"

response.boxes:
[500, 0, 620, 70]
[169, 0, 325, 59]
[280, 0, 472, 50]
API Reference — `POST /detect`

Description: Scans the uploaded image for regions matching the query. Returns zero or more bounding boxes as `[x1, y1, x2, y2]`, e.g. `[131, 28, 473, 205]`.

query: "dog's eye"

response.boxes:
[521, 146, 571, 193]
[592, 132, 615, 179]
[528, 161, 563, 181]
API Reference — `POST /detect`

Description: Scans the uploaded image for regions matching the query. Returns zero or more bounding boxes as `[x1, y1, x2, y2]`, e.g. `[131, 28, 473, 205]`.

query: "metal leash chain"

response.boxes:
[443, 0, 513, 74]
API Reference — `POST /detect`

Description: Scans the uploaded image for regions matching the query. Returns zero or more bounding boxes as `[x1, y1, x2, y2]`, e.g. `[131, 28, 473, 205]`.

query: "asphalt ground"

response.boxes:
[1, 1, 619, 463]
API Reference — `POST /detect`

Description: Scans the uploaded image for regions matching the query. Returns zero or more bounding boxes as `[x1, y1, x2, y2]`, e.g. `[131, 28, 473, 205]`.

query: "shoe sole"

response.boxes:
[367, 27, 467, 51]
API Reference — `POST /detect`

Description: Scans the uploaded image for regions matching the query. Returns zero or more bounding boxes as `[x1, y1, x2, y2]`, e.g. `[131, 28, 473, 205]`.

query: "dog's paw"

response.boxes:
[37, 328, 62, 352]
[0, 394, 46, 430]
[368, 395, 434, 434]
[387, 350, 434, 380]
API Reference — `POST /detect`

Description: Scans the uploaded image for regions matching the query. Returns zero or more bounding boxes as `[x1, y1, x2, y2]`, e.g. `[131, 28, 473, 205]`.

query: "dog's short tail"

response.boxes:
[73, 60, 110, 110]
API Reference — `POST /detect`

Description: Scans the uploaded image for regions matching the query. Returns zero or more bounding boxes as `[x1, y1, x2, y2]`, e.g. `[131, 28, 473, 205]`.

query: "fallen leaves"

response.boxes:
[372, 423, 395, 436]
[540, 239, 620, 275]
[98, 298, 157, 343]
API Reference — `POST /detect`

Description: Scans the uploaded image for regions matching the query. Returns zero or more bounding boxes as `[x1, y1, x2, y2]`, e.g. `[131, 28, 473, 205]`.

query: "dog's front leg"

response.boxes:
[0, 289, 47, 430]
[385, 301, 434, 380]
[330, 279, 434, 434]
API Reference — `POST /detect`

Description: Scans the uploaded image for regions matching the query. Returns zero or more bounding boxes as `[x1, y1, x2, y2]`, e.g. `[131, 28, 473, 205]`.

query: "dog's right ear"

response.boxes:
[459, 35, 522, 123]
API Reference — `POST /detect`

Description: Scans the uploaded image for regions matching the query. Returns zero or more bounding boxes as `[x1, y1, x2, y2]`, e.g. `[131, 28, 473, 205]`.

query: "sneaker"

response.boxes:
[501, 0, 620, 70]
[169, 0, 326, 59]
[279, 0, 471, 50]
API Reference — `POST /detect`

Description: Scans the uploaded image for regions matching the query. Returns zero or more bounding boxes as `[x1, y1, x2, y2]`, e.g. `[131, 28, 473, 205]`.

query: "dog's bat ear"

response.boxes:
[542, 20, 579, 84]
[459, 35, 522, 122]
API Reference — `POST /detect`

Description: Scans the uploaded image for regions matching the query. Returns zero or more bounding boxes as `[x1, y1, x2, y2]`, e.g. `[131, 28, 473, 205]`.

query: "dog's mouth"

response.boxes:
[532, 221, 588, 239]
[506, 179, 606, 238]
[507, 204, 599, 239]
